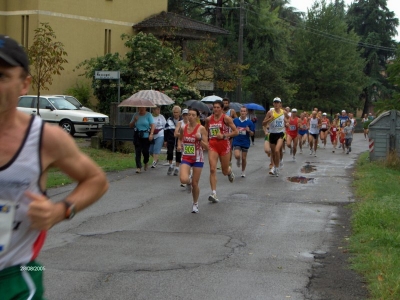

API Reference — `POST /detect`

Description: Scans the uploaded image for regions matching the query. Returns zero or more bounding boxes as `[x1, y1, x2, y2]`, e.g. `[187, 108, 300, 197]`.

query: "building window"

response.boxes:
[21, 15, 29, 47]
[104, 29, 111, 54]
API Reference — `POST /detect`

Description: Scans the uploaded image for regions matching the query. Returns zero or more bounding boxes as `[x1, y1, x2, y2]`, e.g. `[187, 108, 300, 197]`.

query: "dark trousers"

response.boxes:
[135, 138, 150, 168]
[166, 138, 182, 163]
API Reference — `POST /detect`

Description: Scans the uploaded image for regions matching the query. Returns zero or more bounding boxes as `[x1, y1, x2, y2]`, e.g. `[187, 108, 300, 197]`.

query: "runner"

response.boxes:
[361, 113, 369, 140]
[329, 119, 339, 153]
[298, 112, 309, 154]
[263, 124, 273, 170]
[349, 112, 357, 134]
[319, 113, 330, 149]
[343, 119, 354, 154]
[205, 100, 238, 203]
[222, 98, 237, 167]
[232, 107, 255, 177]
[286, 108, 300, 161]
[262, 97, 289, 177]
[338, 110, 349, 128]
[177, 108, 209, 213]
[308, 111, 321, 157]
[0, 35, 109, 299]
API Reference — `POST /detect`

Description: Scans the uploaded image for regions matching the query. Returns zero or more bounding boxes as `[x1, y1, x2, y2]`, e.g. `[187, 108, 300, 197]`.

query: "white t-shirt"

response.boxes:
[153, 114, 166, 138]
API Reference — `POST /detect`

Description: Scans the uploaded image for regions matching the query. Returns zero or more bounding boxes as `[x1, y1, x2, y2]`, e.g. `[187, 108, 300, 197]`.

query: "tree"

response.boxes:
[346, 0, 399, 113]
[27, 23, 68, 115]
[76, 33, 201, 115]
[290, 0, 367, 112]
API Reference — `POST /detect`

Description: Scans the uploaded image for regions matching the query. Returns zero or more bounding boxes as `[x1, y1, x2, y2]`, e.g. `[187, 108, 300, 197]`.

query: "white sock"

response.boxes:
[212, 190, 216, 195]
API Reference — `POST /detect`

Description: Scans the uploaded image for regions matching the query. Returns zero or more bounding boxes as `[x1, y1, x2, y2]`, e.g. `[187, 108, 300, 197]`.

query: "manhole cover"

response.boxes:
[287, 176, 314, 184]
[301, 164, 317, 173]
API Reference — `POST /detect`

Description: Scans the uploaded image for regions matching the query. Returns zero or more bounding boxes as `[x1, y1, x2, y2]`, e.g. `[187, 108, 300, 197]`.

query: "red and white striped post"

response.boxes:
[369, 138, 374, 153]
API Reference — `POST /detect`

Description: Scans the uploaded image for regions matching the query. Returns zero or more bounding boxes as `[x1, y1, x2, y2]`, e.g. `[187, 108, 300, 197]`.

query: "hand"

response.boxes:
[26, 191, 64, 230]
[177, 146, 182, 152]
[246, 126, 250, 132]
[149, 134, 154, 141]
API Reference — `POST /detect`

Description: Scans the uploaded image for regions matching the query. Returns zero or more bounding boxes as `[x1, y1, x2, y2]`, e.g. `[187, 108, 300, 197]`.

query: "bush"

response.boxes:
[64, 81, 94, 109]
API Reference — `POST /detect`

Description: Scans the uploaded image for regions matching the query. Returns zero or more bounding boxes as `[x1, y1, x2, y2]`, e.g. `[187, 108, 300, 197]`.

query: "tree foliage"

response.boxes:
[290, 0, 367, 112]
[346, 0, 399, 112]
[27, 22, 68, 115]
[76, 33, 201, 115]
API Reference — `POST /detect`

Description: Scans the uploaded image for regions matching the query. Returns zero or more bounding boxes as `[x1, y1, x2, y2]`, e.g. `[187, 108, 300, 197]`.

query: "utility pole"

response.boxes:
[237, 0, 244, 102]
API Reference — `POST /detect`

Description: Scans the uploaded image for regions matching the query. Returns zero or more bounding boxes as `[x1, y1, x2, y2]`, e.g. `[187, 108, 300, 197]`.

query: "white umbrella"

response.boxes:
[118, 97, 156, 107]
[131, 90, 174, 106]
[201, 95, 223, 103]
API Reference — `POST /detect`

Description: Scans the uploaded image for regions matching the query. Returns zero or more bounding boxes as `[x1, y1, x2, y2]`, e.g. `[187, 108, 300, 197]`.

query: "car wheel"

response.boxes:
[60, 120, 75, 136]
[86, 132, 96, 137]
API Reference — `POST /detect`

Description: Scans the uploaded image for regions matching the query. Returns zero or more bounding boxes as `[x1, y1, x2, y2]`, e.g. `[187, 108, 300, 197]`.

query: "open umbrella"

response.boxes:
[201, 95, 223, 103]
[229, 102, 243, 112]
[244, 103, 265, 111]
[118, 97, 156, 107]
[183, 100, 211, 113]
[131, 90, 174, 106]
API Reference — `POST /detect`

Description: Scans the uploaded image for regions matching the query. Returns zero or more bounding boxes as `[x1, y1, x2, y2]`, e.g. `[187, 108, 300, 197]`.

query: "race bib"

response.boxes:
[239, 128, 246, 135]
[275, 121, 283, 128]
[183, 143, 195, 156]
[209, 125, 220, 138]
[311, 124, 317, 128]
[0, 199, 16, 254]
[333, 128, 337, 132]
[322, 124, 327, 129]
[302, 125, 307, 130]
[289, 125, 296, 131]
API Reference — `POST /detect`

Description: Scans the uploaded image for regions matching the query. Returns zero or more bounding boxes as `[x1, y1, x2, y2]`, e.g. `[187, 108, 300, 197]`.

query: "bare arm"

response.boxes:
[262, 111, 273, 126]
[200, 126, 209, 150]
[174, 121, 182, 138]
[27, 125, 109, 230]
[225, 115, 238, 138]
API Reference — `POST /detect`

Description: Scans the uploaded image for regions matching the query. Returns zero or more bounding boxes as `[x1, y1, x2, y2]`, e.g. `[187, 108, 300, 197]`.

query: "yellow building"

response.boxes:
[0, 0, 167, 94]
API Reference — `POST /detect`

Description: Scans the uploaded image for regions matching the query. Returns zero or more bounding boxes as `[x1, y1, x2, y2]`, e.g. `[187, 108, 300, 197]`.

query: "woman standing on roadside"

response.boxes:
[129, 107, 155, 173]
[150, 106, 166, 168]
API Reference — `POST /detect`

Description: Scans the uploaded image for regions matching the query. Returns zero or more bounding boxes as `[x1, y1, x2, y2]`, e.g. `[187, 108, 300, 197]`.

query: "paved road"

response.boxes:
[41, 134, 368, 299]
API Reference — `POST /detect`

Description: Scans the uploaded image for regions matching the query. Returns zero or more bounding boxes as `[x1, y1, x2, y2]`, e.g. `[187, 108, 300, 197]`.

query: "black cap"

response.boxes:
[0, 35, 30, 73]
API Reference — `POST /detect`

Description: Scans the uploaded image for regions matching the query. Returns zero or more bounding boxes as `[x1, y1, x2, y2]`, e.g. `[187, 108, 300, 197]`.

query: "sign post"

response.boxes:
[95, 71, 121, 125]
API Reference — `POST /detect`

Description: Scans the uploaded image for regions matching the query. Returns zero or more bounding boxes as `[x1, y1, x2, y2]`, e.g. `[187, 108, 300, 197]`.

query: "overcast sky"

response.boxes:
[289, 0, 400, 41]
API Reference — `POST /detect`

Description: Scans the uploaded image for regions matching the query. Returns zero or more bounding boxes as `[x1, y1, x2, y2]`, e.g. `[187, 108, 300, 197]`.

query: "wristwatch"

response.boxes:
[61, 200, 76, 220]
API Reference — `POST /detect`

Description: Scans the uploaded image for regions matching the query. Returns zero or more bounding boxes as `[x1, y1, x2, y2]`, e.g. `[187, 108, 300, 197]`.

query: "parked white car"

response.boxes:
[17, 95, 109, 137]
[50, 95, 93, 111]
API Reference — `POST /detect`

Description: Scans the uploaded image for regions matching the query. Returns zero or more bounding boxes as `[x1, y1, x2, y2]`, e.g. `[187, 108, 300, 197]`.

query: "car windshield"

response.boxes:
[49, 98, 78, 110]
[65, 96, 81, 107]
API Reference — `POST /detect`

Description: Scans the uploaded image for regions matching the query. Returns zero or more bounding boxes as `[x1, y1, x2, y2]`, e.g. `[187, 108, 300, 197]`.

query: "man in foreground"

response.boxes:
[0, 35, 109, 299]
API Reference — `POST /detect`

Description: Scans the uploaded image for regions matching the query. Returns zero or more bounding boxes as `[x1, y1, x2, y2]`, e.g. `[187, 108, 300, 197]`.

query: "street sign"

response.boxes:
[95, 71, 120, 79]
[195, 81, 214, 91]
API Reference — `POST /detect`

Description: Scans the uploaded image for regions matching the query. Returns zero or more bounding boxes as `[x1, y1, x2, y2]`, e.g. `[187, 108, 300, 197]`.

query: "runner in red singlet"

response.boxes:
[298, 112, 309, 154]
[177, 108, 209, 213]
[205, 100, 238, 203]
[319, 113, 330, 149]
[329, 119, 338, 153]
[286, 108, 301, 161]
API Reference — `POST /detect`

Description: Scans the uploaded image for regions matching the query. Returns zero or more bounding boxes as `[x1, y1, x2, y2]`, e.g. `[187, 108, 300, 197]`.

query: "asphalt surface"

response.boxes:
[41, 133, 368, 300]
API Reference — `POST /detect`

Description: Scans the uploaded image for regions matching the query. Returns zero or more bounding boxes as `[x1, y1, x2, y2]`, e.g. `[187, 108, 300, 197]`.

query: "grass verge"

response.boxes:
[351, 152, 400, 299]
[47, 146, 164, 188]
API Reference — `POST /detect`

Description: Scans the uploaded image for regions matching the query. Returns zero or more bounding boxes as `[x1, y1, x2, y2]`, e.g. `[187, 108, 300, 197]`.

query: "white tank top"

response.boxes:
[269, 109, 285, 133]
[0, 116, 46, 269]
[309, 118, 319, 134]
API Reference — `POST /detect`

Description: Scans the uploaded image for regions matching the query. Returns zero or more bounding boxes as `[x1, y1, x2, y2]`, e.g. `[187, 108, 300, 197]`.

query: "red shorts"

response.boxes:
[209, 139, 231, 156]
[287, 131, 298, 139]
[330, 133, 337, 143]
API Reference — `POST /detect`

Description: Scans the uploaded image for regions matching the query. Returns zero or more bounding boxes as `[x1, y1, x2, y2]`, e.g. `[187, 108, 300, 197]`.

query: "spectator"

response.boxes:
[150, 106, 166, 168]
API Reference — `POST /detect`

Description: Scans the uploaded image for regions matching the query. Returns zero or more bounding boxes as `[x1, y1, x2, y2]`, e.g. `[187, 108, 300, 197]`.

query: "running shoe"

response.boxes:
[181, 183, 186, 188]
[349, 146, 352, 152]
[241, 172, 246, 178]
[269, 167, 276, 176]
[299, 149, 303, 154]
[314, 152, 317, 157]
[167, 165, 174, 175]
[192, 203, 199, 213]
[293, 156, 296, 161]
[144, 163, 148, 171]
[228, 169, 235, 182]
[279, 160, 284, 169]
[309, 149, 313, 155]
[208, 193, 219, 203]
[275, 168, 279, 177]
[173, 168, 179, 176]
[151, 161, 158, 168]
[186, 176, 192, 193]
[236, 157, 241, 168]
[136, 168, 141, 174]
[339, 144, 342, 149]
[346, 150, 349, 154]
